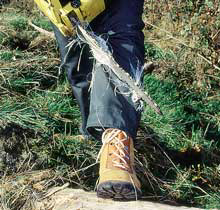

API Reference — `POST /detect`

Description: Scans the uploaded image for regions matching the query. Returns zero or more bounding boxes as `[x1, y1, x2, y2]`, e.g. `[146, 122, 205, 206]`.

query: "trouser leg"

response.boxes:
[86, 31, 145, 140]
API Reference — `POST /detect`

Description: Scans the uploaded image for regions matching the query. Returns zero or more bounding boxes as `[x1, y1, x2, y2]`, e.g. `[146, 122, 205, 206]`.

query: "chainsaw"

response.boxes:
[34, 0, 110, 36]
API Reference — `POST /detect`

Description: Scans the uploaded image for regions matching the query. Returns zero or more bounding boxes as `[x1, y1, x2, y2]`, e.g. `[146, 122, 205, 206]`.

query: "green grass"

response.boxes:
[0, 1, 220, 209]
[9, 16, 28, 31]
[31, 16, 54, 31]
[0, 51, 13, 60]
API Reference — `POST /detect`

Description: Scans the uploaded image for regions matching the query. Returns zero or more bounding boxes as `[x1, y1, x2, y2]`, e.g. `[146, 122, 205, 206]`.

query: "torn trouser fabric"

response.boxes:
[52, 0, 145, 140]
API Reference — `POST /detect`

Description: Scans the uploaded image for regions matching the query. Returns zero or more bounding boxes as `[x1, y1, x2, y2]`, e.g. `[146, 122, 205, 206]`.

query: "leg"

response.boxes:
[89, 0, 145, 200]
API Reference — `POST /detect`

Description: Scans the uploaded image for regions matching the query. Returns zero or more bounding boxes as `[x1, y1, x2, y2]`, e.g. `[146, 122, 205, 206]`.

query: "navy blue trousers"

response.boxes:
[53, 0, 145, 140]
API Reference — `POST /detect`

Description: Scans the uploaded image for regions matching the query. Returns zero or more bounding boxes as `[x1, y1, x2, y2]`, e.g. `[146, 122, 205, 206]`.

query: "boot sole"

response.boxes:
[97, 181, 142, 201]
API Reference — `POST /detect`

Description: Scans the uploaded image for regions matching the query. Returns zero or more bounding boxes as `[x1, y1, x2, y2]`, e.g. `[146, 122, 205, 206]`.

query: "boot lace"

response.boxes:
[97, 129, 131, 171]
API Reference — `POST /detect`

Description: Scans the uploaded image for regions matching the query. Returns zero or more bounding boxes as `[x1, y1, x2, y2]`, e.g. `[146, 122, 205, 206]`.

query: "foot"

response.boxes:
[96, 128, 141, 200]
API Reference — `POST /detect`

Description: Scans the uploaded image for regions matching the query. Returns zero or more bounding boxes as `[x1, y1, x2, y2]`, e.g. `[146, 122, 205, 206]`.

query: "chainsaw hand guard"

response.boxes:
[34, 0, 108, 36]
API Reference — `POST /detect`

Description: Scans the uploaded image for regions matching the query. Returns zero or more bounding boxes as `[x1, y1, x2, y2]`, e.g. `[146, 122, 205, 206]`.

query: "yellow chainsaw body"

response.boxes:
[34, 0, 106, 36]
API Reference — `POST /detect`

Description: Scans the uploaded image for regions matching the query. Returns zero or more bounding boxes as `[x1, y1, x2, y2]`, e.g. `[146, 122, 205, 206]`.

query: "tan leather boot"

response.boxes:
[96, 128, 141, 200]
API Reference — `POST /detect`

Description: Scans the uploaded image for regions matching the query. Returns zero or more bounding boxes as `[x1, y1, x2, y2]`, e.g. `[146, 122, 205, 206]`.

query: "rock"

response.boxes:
[32, 188, 201, 210]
